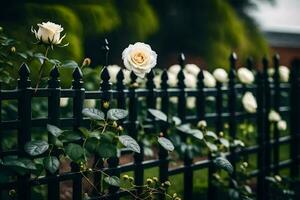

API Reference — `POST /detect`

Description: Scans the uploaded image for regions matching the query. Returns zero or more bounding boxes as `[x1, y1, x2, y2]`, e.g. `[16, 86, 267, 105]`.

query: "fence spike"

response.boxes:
[101, 38, 110, 66]
[161, 70, 169, 89]
[72, 67, 83, 80]
[229, 52, 237, 68]
[50, 65, 60, 79]
[146, 70, 155, 89]
[178, 53, 185, 68]
[19, 63, 30, 78]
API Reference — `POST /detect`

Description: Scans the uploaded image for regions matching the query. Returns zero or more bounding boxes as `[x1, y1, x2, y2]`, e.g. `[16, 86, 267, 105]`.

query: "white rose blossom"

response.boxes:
[107, 65, 121, 84]
[242, 92, 257, 113]
[279, 65, 290, 82]
[237, 67, 254, 85]
[32, 21, 65, 45]
[187, 97, 196, 109]
[168, 64, 181, 75]
[184, 72, 197, 88]
[269, 110, 281, 122]
[213, 68, 228, 83]
[60, 97, 69, 107]
[122, 42, 157, 78]
[203, 70, 216, 88]
[167, 72, 178, 87]
[185, 64, 200, 76]
[277, 120, 287, 131]
[84, 99, 96, 108]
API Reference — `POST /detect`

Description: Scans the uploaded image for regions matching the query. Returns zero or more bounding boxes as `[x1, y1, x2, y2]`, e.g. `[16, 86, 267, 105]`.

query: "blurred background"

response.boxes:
[0, 0, 300, 87]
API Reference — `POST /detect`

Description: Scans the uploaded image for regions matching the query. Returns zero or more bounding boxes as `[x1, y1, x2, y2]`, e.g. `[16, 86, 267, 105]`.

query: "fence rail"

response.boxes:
[0, 50, 300, 200]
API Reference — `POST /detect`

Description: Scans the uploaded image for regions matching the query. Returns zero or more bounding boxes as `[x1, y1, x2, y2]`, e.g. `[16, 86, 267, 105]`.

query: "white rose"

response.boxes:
[242, 92, 257, 113]
[269, 110, 281, 122]
[123, 69, 131, 84]
[84, 99, 96, 108]
[187, 97, 196, 109]
[237, 67, 254, 85]
[277, 120, 287, 131]
[168, 64, 181, 75]
[203, 70, 216, 88]
[167, 72, 177, 87]
[170, 96, 178, 104]
[154, 74, 161, 88]
[107, 65, 121, 84]
[60, 97, 69, 107]
[122, 42, 157, 78]
[32, 21, 65, 45]
[268, 68, 275, 77]
[279, 65, 290, 82]
[184, 72, 197, 88]
[213, 68, 228, 83]
[185, 64, 200, 76]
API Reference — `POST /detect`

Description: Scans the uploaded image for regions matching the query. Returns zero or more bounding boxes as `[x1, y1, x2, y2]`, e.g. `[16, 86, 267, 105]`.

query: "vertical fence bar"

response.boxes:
[256, 70, 266, 200]
[262, 58, 271, 182]
[196, 70, 205, 120]
[102, 65, 118, 199]
[128, 72, 144, 191]
[262, 57, 271, 198]
[228, 53, 237, 178]
[0, 81, 2, 200]
[290, 59, 300, 178]
[47, 66, 61, 200]
[215, 80, 223, 134]
[72, 67, 84, 200]
[17, 63, 32, 200]
[159, 70, 169, 200]
[273, 54, 280, 174]
[177, 53, 193, 199]
[246, 57, 254, 71]
[116, 70, 126, 109]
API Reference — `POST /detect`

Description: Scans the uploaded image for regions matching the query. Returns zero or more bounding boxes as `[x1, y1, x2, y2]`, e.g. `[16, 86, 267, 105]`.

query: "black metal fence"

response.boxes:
[0, 51, 300, 200]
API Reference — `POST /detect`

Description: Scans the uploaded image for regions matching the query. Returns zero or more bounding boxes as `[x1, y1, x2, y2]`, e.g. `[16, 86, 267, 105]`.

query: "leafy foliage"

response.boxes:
[24, 140, 49, 156]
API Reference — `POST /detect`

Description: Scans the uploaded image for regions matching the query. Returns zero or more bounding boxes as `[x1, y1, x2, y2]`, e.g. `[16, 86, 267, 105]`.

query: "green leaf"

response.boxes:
[79, 127, 100, 139]
[148, 109, 167, 122]
[205, 131, 218, 140]
[206, 142, 218, 152]
[104, 176, 120, 187]
[43, 156, 59, 174]
[82, 108, 105, 120]
[213, 157, 233, 174]
[50, 137, 64, 148]
[172, 116, 182, 125]
[158, 137, 174, 152]
[176, 124, 191, 133]
[187, 129, 204, 140]
[97, 142, 117, 158]
[47, 124, 64, 137]
[85, 138, 99, 153]
[60, 131, 82, 143]
[61, 60, 79, 69]
[107, 109, 128, 120]
[65, 143, 84, 162]
[3, 157, 37, 170]
[24, 140, 49, 156]
[118, 135, 140, 153]
[219, 138, 230, 148]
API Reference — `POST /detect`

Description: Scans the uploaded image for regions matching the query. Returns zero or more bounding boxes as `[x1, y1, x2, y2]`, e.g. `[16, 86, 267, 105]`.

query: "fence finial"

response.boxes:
[18, 63, 31, 88]
[229, 52, 237, 69]
[102, 38, 110, 66]
[178, 53, 185, 69]
[161, 69, 169, 89]
[146, 70, 155, 89]
[73, 67, 83, 80]
[50, 65, 60, 79]
[262, 57, 269, 78]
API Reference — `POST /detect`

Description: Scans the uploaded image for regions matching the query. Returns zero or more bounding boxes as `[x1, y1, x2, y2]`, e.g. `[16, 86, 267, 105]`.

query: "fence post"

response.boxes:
[177, 53, 193, 199]
[262, 58, 271, 181]
[290, 59, 300, 178]
[17, 63, 32, 200]
[196, 69, 205, 120]
[47, 66, 61, 200]
[273, 54, 280, 174]
[159, 70, 169, 200]
[228, 53, 237, 178]
[72, 67, 84, 200]
[256, 69, 266, 200]
[128, 72, 144, 192]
